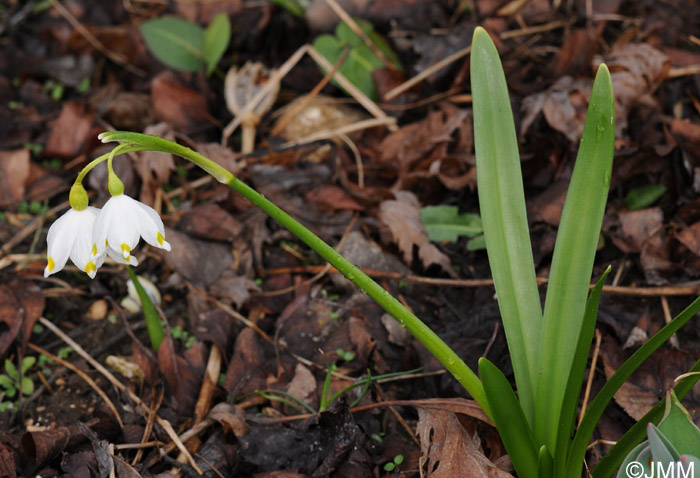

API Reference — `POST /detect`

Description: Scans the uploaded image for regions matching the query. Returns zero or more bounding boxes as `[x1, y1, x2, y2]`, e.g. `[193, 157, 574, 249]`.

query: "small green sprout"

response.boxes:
[383, 454, 404, 472]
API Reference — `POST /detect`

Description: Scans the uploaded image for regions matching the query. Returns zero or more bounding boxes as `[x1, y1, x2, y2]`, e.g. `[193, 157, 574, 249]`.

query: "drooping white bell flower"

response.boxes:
[45, 207, 101, 278]
[92, 194, 171, 263]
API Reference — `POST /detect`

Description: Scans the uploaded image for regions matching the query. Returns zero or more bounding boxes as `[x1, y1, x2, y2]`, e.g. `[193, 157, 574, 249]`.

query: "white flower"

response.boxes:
[92, 194, 171, 263]
[45, 207, 138, 279]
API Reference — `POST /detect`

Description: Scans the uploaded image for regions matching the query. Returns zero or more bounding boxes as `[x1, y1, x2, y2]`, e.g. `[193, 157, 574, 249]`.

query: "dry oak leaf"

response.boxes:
[417, 408, 512, 478]
[378, 191, 455, 276]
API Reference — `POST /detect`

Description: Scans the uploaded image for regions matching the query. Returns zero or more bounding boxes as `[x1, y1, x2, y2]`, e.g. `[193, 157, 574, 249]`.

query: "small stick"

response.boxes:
[384, 46, 471, 101]
[578, 329, 602, 425]
[323, 0, 398, 71]
[277, 117, 395, 149]
[661, 296, 680, 348]
[38, 317, 203, 475]
[308, 46, 397, 130]
[223, 44, 310, 145]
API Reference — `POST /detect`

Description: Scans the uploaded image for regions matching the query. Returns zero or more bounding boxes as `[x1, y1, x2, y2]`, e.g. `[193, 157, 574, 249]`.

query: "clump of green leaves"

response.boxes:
[0, 357, 36, 411]
[140, 13, 231, 76]
[312, 18, 401, 100]
[420, 205, 485, 251]
[172, 325, 197, 349]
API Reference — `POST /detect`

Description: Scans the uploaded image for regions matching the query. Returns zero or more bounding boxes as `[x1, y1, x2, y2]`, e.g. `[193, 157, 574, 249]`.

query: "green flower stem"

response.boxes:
[228, 176, 490, 417]
[99, 131, 491, 419]
[75, 146, 150, 185]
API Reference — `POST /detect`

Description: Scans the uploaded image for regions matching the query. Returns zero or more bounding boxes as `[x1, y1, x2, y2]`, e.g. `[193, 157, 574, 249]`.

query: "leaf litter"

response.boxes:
[0, 0, 700, 476]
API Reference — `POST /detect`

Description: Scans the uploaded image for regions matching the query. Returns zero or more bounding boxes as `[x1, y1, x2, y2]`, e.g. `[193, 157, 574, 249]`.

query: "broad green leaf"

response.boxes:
[0, 375, 13, 389]
[312, 18, 402, 100]
[20, 376, 33, 396]
[625, 184, 666, 210]
[479, 358, 538, 478]
[471, 26, 543, 425]
[616, 442, 649, 478]
[648, 424, 680, 462]
[420, 205, 482, 242]
[570, 294, 700, 477]
[536, 63, 615, 452]
[554, 267, 610, 477]
[21, 356, 35, 374]
[466, 234, 486, 251]
[140, 17, 205, 72]
[204, 13, 231, 76]
[4, 359, 18, 380]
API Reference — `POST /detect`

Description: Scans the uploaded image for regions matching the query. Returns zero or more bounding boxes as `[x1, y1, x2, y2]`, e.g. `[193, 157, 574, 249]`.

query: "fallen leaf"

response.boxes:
[151, 71, 211, 133]
[208, 402, 249, 437]
[0, 280, 45, 358]
[177, 202, 243, 242]
[676, 222, 700, 257]
[24, 162, 69, 203]
[223, 328, 268, 395]
[304, 185, 363, 212]
[43, 101, 94, 158]
[0, 149, 30, 208]
[209, 271, 260, 309]
[417, 408, 512, 477]
[603, 358, 658, 421]
[607, 43, 670, 134]
[286, 363, 317, 411]
[159, 227, 233, 286]
[527, 179, 569, 226]
[378, 191, 455, 276]
[671, 119, 700, 160]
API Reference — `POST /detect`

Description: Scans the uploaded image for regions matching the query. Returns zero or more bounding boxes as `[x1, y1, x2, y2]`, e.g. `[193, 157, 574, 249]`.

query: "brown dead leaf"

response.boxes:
[0, 280, 45, 358]
[25, 162, 69, 203]
[520, 76, 592, 143]
[417, 408, 512, 478]
[159, 227, 233, 286]
[209, 271, 260, 309]
[43, 101, 94, 158]
[133, 123, 176, 206]
[378, 191, 454, 276]
[208, 402, 249, 437]
[151, 71, 211, 133]
[0, 149, 30, 208]
[676, 222, 700, 257]
[552, 28, 601, 77]
[286, 363, 317, 411]
[615, 207, 664, 253]
[528, 179, 569, 226]
[607, 43, 670, 134]
[602, 358, 658, 421]
[671, 119, 700, 160]
[177, 202, 243, 242]
[223, 328, 268, 395]
[304, 185, 363, 212]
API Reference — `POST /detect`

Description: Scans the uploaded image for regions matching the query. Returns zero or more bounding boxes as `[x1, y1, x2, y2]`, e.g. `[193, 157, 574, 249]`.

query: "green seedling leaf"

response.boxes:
[537, 63, 615, 453]
[21, 356, 36, 374]
[625, 184, 666, 210]
[126, 266, 164, 351]
[554, 267, 610, 476]
[471, 26, 543, 425]
[570, 294, 700, 476]
[5, 386, 16, 398]
[647, 424, 680, 462]
[140, 17, 205, 72]
[4, 360, 18, 381]
[20, 376, 33, 396]
[312, 18, 401, 100]
[466, 234, 486, 251]
[420, 205, 482, 242]
[271, 0, 309, 17]
[479, 358, 538, 478]
[0, 375, 13, 390]
[203, 13, 231, 76]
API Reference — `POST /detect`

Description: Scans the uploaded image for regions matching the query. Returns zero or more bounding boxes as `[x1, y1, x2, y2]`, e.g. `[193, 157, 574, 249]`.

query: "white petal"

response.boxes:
[96, 196, 140, 259]
[133, 201, 170, 251]
[45, 208, 97, 277]
[69, 208, 99, 276]
[106, 246, 139, 267]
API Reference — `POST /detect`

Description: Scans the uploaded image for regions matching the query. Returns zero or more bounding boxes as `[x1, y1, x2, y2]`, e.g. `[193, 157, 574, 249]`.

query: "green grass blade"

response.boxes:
[471, 26, 543, 425]
[568, 294, 700, 476]
[554, 267, 610, 476]
[592, 352, 700, 478]
[479, 357, 539, 478]
[536, 64, 615, 451]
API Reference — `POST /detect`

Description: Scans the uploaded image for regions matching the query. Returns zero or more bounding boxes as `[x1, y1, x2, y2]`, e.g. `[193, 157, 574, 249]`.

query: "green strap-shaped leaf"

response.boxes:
[204, 13, 231, 76]
[554, 267, 610, 476]
[126, 266, 164, 351]
[471, 26, 543, 425]
[570, 294, 700, 476]
[479, 357, 538, 478]
[536, 63, 615, 452]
